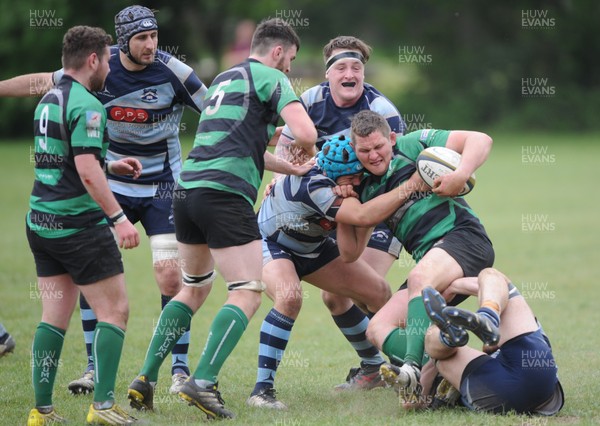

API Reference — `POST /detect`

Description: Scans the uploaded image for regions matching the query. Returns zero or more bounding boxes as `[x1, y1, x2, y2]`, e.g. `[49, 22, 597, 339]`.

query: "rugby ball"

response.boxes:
[416, 146, 476, 196]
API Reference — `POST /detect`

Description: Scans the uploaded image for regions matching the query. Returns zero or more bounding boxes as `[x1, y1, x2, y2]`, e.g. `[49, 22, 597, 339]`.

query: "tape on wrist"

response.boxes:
[109, 210, 127, 225]
[104, 161, 115, 174]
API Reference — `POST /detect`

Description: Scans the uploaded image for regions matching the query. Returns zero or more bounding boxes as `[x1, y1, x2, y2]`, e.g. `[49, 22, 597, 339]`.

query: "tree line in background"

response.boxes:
[0, 0, 598, 138]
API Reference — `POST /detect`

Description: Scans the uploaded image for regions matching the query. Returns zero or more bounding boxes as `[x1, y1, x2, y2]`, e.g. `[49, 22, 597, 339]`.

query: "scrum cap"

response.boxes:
[317, 135, 363, 182]
[115, 5, 158, 56]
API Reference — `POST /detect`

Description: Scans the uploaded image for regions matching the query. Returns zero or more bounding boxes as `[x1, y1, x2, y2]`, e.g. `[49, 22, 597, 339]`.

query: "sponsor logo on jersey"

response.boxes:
[318, 217, 336, 231]
[86, 111, 102, 138]
[419, 129, 432, 141]
[96, 87, 115, 99]
[109, 106, 149, 122]
[141, 88, 158, 103]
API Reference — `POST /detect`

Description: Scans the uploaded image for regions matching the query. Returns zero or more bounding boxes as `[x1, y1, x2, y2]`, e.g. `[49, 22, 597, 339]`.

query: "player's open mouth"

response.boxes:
[341, 82, 356, 87]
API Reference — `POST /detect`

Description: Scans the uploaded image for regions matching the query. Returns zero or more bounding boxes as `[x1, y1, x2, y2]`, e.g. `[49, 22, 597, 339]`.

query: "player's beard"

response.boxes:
[134, 50, 156, 65]
[89, 70, 107, 93]
[275, 55, 286, 73]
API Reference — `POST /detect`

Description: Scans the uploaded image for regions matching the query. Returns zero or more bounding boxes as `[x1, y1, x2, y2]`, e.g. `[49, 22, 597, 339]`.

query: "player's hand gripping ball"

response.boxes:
[416, 146, 476, 196]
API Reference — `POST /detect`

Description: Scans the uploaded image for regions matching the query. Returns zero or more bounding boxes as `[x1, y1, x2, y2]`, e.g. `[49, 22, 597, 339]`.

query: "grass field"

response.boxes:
[1, 132, 599, 425]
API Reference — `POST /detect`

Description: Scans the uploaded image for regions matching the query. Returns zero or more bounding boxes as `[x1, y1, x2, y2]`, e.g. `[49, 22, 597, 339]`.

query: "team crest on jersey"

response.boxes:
[141, 88, 158, 103]
[86, 111, 102, 138]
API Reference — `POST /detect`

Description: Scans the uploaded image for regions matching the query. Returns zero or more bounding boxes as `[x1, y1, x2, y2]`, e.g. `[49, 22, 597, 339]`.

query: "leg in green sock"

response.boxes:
[93, 322, 125, 403]
[382, 327, 407, 366]
[403, 296, 430, 367]
[140, 300, 193, 382]
[193, 304, 248, 385]
[32, 322, 65, 408]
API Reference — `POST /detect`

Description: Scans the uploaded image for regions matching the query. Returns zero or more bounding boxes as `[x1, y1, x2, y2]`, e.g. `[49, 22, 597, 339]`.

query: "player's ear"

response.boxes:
[88, 52, 98, 70]
[389, 131, 397, 145]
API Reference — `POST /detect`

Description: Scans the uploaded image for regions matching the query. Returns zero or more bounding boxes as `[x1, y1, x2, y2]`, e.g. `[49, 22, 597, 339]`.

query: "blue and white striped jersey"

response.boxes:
[54, 46, 207, 197]
[281, 82, 405, 149]
[258, 167, 340, 256]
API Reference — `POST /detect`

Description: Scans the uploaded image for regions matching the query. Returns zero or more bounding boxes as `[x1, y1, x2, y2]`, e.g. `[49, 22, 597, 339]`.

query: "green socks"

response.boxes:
[403, 296, 430, 366]
[140, 300, 193, 382]
[32, 321, 127, 406]
[32, 322, 65, 407]
[193, 304, 248, 384]
[93, 322, 125, 403]
[382, 328, 407, 365]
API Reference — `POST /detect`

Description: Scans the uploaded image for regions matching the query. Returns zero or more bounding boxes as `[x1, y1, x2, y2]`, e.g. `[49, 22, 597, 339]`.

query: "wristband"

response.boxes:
[103, 161, 115, 174]
[109, 210, 127, 225]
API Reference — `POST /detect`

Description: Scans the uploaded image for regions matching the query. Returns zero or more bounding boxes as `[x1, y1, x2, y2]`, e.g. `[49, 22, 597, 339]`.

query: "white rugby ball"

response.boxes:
[416, 146, 476, 196]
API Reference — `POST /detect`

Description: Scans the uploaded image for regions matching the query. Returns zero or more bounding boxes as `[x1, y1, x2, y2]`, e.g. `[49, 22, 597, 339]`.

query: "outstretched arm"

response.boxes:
[0, 72, 54, 97]
[272, 131, 314, 180]
[335, 171, 427, 227]
[264, 150, 315, 176]
[333, 172, 428, 262]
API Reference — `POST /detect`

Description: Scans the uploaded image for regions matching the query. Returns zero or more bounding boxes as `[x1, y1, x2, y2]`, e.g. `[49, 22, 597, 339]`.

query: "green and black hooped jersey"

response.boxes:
[178, 59, 299, 206]
[360, 129, 488, 262]
[27, 75, 109, 238]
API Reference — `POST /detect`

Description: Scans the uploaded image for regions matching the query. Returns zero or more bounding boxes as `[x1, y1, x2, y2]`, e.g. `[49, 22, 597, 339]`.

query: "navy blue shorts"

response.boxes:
[262, 237, 340, 278]
[174, 188, 261, 248]
[114, 191, 174, 236]
[331, 222, 402, 258]
[26, 224, 123, 285]
[459, 328, 559, 414]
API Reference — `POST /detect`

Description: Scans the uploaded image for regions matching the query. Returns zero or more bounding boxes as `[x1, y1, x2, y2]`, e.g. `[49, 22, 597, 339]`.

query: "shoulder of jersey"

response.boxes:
[300, 83, 327, 105]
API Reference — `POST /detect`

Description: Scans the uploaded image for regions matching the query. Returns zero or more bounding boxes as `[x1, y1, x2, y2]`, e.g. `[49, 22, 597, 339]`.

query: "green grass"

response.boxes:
[1, 133, 599, 425]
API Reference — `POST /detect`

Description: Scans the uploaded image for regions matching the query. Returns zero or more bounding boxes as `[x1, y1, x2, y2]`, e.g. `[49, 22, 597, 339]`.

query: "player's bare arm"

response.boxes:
[264, 150, 315, 176]
[333, 172, 426, 261]
[267, 126, 284, 146]
[0, 72, 54, 97]
[335, 171, 427, 227]
[106, 158, 143, 179]
[279, 101, 317, 157]
[335, 221, 374, 263]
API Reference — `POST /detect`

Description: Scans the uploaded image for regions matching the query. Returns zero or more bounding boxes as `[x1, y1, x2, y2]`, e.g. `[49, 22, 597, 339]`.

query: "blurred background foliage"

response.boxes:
[0, 0, 598, 138]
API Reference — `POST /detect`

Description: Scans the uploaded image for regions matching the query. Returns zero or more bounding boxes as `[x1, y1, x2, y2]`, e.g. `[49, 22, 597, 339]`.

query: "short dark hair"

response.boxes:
[62, 26, 113, 70]
[351, 110, 391, 139]
[323, 36, 372, 63]
[250, 18, 300, 55]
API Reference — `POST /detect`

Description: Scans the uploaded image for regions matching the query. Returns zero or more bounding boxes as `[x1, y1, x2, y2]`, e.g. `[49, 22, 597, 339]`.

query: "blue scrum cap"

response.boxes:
[316, 135, 364, 182]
